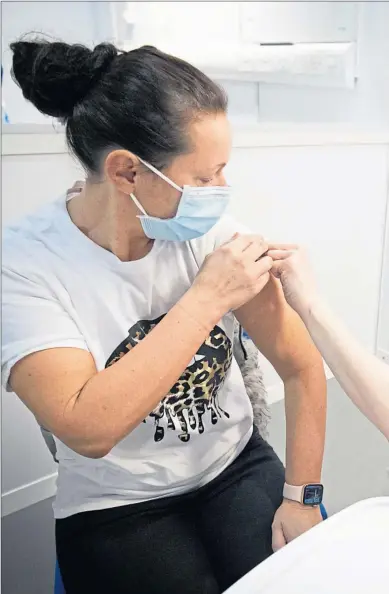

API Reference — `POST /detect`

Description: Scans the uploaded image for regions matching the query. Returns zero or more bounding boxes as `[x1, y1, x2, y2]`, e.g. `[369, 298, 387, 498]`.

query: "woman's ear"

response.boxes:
[104, 150, 139, 195]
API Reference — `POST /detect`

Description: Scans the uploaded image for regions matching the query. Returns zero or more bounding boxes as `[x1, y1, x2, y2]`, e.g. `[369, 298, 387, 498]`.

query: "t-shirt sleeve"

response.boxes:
[2, 267, 89, 392]
[212, 214, 252, 249]
[189, 215, 253, 268]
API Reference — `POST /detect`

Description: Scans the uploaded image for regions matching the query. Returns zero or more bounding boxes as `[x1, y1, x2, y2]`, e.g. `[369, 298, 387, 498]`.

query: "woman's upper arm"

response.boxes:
[2, 267, 95, 433]
[235, 276, 323, 378]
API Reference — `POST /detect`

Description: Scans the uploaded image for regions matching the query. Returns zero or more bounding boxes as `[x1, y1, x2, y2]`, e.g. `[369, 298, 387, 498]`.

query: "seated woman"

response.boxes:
[2, 39, 326, 594]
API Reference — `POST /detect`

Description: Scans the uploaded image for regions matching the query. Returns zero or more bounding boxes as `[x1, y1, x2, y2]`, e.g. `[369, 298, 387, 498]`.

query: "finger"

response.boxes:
[220, 232, 249, 248]
[222, 233, 254, 252]
[244, 239, 269, 261]
[254, 256, 273, 277]
[242, 235, 266, 252]
[267, 243, 299, 251]
[272, 524, 287, 553]
[222, 232, 239, 245]
[270, 260, 284, 279]
[267, 249, 295, 261]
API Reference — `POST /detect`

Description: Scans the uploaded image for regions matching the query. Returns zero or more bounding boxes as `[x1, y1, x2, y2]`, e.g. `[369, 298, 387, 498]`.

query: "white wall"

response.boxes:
[1, 147, 85, 515]
[227, 140, 389, 392]
[1, 0, 112, 124]
[2, 127, 389, 514]
[2, 2, 389, 128]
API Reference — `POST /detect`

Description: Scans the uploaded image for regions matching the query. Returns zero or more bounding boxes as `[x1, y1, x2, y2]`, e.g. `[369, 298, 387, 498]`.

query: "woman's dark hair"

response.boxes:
[10, 38, 228, 173]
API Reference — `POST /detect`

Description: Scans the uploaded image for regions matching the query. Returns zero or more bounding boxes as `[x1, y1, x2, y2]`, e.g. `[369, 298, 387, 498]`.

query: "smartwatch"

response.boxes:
[283, 483, 324, 506]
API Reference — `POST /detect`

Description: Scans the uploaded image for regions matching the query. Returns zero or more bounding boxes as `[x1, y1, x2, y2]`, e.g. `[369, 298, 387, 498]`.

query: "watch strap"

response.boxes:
[283, 483, 305, 503]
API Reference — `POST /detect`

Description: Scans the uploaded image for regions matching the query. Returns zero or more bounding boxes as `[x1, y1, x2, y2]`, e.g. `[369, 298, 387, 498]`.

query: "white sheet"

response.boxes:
[226, 497, 389, 594]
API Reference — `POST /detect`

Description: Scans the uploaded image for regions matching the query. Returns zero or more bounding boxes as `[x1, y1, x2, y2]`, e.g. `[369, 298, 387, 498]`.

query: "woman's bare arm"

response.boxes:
[302, 300, 389, 440]
[8, 234, 272, 458]
[10, 289, 221, 458]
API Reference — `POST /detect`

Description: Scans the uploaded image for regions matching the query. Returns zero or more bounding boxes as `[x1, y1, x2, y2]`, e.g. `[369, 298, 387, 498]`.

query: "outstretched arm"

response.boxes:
[270, 245, 389, 441]
[235, 275, 327, 549]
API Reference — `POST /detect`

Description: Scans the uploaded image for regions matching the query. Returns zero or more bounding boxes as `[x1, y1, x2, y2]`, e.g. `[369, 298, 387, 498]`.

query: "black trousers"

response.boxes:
[56, 427, 285, 594]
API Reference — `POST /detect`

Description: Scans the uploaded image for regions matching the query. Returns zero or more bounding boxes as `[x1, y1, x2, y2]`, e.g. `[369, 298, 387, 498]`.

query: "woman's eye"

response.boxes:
[199, 178, 213, 184]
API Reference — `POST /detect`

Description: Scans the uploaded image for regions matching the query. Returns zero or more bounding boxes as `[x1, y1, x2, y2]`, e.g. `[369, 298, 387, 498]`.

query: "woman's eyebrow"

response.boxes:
[204, 162, 226, 173]
[196, 162, 226, 176]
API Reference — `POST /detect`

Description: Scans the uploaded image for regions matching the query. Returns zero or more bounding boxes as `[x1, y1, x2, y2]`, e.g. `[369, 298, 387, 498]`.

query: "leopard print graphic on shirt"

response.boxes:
[105, 315, 232, 443]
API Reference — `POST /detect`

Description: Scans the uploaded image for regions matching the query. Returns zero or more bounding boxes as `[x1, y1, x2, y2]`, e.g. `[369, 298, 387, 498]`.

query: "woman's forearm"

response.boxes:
[66, 288, 223, 456]
[301, 301, 389, 440]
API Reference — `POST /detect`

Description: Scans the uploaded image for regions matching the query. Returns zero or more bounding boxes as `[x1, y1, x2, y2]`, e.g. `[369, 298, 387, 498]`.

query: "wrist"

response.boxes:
[283, 480, 324, 507]
[297, 296, 326, 325]
[282, 498, 319, 511]
[180, 286, 224, 331]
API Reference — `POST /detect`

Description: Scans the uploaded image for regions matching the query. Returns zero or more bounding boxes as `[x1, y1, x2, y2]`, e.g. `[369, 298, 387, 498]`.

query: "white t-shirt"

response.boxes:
[2, 194, 254, 519]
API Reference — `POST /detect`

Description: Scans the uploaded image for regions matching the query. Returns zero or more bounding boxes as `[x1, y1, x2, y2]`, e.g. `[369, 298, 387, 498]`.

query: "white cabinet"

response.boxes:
[111, 1, 359, 88]
[241, 1, 358, 44]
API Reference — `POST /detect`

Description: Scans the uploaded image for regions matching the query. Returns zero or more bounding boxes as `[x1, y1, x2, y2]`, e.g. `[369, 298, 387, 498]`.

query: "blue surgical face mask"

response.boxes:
[130, 158, 230, 242]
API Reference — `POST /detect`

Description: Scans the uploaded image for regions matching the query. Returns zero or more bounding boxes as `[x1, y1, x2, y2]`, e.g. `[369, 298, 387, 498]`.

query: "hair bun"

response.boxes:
[10, 39, 117, 120]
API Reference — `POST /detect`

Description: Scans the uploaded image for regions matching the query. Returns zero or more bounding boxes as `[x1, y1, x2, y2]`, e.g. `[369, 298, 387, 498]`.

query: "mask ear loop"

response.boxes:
[138, 157, 183, 193]
[131, 156, 183, 216]
[130, 192, 148, 216]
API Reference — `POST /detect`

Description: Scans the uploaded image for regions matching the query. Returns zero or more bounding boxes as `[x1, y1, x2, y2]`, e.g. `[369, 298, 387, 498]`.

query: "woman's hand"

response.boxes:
[272, 499, 323, 552]
[192, 233, 272, 315]
[267, 245, 319, 319]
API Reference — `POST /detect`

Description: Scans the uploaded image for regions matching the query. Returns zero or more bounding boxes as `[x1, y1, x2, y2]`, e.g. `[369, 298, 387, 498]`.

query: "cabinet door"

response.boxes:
[241, 1, 358, 44]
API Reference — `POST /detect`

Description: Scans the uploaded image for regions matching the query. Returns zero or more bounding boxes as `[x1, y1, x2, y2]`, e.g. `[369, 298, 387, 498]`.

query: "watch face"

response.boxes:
[303, 484, 324, 505]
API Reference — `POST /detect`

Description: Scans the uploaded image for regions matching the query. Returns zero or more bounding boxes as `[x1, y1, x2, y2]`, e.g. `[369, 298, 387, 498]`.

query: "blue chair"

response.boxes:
[54, 561, 65, 594]
[53, 504, 328, 593]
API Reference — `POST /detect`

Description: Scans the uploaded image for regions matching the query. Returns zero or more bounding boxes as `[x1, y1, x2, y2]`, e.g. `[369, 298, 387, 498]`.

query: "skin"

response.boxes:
[9, 113, 326, 551]
[67, 116, 231, 262]
[269, 245, 389, 441]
